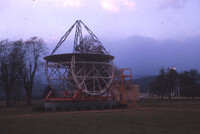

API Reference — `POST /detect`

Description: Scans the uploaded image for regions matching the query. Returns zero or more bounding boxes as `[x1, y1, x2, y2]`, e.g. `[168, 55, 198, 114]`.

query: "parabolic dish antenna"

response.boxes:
[44, 20, 114, 96]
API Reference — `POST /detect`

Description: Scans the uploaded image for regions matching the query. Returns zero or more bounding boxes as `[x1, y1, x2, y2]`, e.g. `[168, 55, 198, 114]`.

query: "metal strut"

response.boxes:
[79, 20, 108, 55]
[51, 20, 78, 55]
[51, 20, 109, 55]
[73, 20, 83, 53]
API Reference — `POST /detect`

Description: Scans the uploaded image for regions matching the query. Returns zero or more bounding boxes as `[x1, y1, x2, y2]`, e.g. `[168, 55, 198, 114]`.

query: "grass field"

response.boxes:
[1, 99, 200, 134]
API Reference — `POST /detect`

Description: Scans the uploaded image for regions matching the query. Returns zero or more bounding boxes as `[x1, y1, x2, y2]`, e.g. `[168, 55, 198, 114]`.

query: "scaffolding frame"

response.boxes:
[112, 68, 137, 105]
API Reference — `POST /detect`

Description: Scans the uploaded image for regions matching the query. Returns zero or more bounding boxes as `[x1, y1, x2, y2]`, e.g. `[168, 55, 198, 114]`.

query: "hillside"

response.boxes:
[104, 35, 200, 78]
[134, 76, 156, 93]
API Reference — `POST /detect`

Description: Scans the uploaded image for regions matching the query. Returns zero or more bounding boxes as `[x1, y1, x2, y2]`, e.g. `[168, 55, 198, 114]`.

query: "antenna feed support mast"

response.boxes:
[51, 20, 109, 55]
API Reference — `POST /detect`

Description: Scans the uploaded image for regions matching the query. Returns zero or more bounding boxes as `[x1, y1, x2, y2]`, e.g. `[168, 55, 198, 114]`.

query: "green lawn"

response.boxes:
[1, 99, 200, 134]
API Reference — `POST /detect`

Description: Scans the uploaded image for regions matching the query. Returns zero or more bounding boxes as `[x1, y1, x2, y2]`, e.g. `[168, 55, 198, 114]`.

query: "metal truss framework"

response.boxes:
[44, 20, 115, 103]
[112, 68, 137, 105]
[51, 20, 108, 55]
[45, 55, 114, 96]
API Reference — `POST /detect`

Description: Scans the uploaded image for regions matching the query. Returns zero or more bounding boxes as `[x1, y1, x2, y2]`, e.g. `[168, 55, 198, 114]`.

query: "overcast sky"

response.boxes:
[0, 0, 200, 42]
[0, 0, 200, 78]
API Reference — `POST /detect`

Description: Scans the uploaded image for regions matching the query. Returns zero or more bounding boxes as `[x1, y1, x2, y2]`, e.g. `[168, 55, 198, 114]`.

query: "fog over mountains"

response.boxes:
[5, 35, 199, 97]
[46, 35, 200, 79]
[103, 35, 200, 78]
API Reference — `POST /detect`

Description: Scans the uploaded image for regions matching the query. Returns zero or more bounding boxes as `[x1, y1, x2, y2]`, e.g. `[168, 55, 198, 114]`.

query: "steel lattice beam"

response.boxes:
[51, 20, 109, 55]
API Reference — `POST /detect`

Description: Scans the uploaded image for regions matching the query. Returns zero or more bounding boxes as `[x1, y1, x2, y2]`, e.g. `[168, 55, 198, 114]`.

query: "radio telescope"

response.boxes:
[44, 20, 116, 110]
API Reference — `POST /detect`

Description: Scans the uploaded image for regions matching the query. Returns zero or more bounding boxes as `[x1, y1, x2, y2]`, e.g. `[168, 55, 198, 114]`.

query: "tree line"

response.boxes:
[149, 67, 200, 100]
[0, 37, 46, 107]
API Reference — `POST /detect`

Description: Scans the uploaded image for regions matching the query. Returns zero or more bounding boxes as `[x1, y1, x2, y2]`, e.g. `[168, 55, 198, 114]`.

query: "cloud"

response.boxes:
[123, 0, 136, 10]
[100, 0, 136, 13]
[62, 0, 81, 8]
[51, 0, 81, 8]
[159, 0, 187, 9]
[100, 0, 119, 12]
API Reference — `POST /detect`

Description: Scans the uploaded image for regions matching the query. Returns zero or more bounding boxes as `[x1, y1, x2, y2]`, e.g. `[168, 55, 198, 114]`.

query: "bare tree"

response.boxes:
[166, 67, 178, 100]
[179, 69, 200, 99]
[75, 36, 104, 54]
[0, 39, 24, 107]
[149, 67, 167, 100]
[149, 80, 160, 99]
[157, 67, 167, 100]
[11, 40, 25, 104]
[21, 37, 46, 105]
